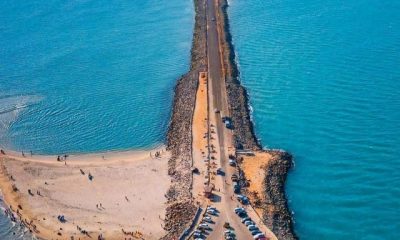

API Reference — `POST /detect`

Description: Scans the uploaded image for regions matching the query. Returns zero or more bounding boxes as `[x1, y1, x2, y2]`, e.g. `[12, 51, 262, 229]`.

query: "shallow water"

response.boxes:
[0, 0, 193, 237]
[228, 0, 400, 239]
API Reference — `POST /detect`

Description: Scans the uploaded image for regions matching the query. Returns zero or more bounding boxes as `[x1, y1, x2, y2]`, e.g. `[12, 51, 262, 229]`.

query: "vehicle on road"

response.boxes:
[248, 225, 259, 231]
[254, 233, 266, 239]
[245, 220, 254, 226]
[203, 216, 213, 223]
[207, 209, 217, 215]
[217, 168, 225, 175]
[229, 159, 237, 166]
[238, 211, 247, 218]
[233, 182, 241, 193]
[231, 174, 238, 181]
[199, 223, 211, 230]
[251, 230, 262, 236]
[214, 108, 220, 113]
[237, 195, 249, 204]
[211, 17, 216, 21]
[194, 232, 204, 239]
[241, 217, 251, 223]
[234, 207, 245, 214]
[224, 230, 236, 240]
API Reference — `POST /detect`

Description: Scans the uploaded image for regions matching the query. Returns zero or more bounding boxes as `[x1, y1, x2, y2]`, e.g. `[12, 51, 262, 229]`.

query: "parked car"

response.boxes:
[237, 195, 249, 204]
[194, 232, 203, 239]
[207, 209, 217, 215]
[199, 223, 211, 230]
[224, 230, 236, 237]
[229, 159, 237, 166]
[241, 217, 251, 223]
[203, 216, 213, 223]
[238, 211, 247, 218]
[254, 233, 265, 239]
[245, 220, 254, 226]
[233, 182, 240, 193]
[217, 168, 225, 175]
[248, 225, 258, 231]
[234, 207, 245, 214]
[251, 230, 262, 236]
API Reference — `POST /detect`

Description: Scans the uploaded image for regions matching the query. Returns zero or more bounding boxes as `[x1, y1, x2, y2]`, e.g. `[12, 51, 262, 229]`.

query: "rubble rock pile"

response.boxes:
[262, 150, 297, 240]
[163, 0, 207, 239]
[161, 201, 197, 240]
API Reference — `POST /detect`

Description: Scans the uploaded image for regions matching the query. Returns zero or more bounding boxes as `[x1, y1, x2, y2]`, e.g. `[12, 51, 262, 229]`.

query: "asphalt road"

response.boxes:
[205, 0, 256, 239]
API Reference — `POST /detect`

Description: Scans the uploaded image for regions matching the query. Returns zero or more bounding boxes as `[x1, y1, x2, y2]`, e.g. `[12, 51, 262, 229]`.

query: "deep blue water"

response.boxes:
[228, 0, 400, 239]
[0, 0, 193, 238]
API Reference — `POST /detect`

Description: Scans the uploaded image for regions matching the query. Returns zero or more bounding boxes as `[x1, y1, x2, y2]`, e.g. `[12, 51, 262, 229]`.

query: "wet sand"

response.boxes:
[0, 147, 169, 240]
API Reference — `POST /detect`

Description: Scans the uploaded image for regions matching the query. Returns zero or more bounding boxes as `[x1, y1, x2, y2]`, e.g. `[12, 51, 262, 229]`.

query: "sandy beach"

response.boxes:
[0, 147, 169, 240]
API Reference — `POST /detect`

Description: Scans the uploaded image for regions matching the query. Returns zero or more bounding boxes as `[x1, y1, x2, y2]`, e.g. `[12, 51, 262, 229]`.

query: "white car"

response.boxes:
[203, 216, 213, 223]
[207, 209, 217, 215]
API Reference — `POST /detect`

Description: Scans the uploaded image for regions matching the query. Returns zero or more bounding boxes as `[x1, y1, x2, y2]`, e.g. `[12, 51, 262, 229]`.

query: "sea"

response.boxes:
[0, 0, 193, 238]
[228, 0, 400, 239]
[0, 0, 399, 239]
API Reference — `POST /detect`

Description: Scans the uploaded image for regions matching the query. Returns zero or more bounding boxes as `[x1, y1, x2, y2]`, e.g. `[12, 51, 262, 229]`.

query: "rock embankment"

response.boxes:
[162, 0, 207, 239]
[215, 0, 259, 150]
[262, 151, 297, 240]
[216, 0, 298, 239]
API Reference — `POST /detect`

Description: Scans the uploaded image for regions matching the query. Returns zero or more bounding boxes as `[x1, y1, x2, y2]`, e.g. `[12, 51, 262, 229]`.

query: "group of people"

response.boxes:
[96, 203, 104, 209]
[150, 150, 163, 158]
[121, 228, 143, 238]
[56, 154, 68, 161]
[27, 189, 42, 197]
[76, 225, 89, 236]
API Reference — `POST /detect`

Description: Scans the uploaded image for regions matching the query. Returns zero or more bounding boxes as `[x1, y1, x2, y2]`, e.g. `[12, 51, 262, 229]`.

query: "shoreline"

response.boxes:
[0, 146, 169, 240]
[215, 0, 297, 239]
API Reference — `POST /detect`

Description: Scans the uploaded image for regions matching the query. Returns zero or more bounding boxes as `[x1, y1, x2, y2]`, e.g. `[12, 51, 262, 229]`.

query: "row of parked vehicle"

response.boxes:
[193, 206, 219, 239]
[234, 208, 267, 240]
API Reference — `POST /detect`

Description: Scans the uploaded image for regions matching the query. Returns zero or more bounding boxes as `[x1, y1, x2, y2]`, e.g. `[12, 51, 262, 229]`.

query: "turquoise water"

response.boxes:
[228, 0, 400, 239]
[0, 0, 193, 237]
[0, 0, 193, 154]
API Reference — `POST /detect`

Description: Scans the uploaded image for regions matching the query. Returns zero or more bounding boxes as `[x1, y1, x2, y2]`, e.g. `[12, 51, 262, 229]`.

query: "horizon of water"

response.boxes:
[0, 0, 193, 238]
[228, 0, 400, 239]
